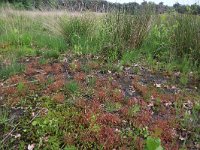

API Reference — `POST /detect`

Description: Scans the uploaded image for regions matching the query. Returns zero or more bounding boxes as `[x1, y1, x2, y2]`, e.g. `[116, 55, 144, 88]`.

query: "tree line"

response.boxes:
[1, 0, 200, 15]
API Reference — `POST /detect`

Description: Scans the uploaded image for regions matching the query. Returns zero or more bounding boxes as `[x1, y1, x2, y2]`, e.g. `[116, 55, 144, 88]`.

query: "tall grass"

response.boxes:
[0, 8, 67, 79]
[0, 7, 200, 79]
[59, 14, 98, 54]
[0, 9, 67, 52]
[170, 14, 200, 65]
[59, 8, 154, 59]
[142, 13, 200, 75]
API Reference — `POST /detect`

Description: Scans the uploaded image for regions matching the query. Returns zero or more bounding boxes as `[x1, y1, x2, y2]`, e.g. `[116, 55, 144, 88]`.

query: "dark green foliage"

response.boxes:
[170, 14, 200, 65]
[142, 13, 200, 76]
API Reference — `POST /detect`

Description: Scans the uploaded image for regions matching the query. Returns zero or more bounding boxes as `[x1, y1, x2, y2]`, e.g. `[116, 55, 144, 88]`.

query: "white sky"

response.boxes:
[107, 0, 199, 6]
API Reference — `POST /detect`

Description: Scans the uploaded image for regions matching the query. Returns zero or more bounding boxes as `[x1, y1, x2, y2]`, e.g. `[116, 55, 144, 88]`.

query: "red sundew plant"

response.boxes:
[8, 96, 20, 106]
[138, 99, 149, 108]
[7, 75, 24, 84]
[134, 137, 145, 150]
[63, 133, 76, 145]
[35, 74, 46, 83]
[74, 72, 86, 82]
[80, 111, 99, 127]
[88, 99, 102, 113]
[127, 97, 139, 106]
[43, 64, 53, 74]
[52, 92, 65, 103]
[160, 94, 175, 103]
[29, 61, 39, 68]
[79, 130, 97, 143]
[119, 106, 129, 118]
[95, 90, 107, 102]
[54, 74, 65, 81]
[163, 143, 179, 150]
[75, 99, 87, 109]
[27, 83, 39, 93]
[52, 63, 63, 74]
[95, 78, 108, 88]
[150, 119, 176, 143]
[97, 126, 120, 149]
[97, 113, 121, 126]
[4, 86, 17, 95]
[158, 105, 177, 117]
[111, 89, 125, 102]
[25, 66, 37, 76]
[47, 79, 65, 93]
[134, 110, 152, 127]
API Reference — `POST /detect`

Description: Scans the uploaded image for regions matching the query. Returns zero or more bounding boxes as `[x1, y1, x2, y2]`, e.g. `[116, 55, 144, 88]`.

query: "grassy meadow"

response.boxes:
[0, 6, 200, 150]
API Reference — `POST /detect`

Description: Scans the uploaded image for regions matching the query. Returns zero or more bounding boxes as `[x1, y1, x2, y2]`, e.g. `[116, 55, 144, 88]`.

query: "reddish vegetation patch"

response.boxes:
[74, 72, 86, 82]
[52, 92, 65, 104]
[97, 126, 120, 150]
[1, 54, 198, 149]
[46, 79, 65, 93]
[97, 113, 121, 126]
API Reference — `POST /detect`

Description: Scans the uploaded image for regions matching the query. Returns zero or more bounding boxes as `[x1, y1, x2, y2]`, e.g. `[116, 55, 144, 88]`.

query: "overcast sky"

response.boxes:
[107, 0, 199, 6]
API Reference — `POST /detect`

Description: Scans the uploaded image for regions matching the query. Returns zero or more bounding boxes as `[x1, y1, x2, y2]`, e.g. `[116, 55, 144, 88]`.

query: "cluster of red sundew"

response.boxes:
[131, 77, 182, 145]
[6, 75, 24, 85]
[97, 126, 121, 149]
[97, 113, 121, 126]
[74, 72, 86, 82]
[131, 137, 145, 150]
[3, 86, 17, 95]
[42, 64, 54, 74]
[51, 63, 63, 74]
[52, 92, 65, 104]
[7, 96, 21, 106]
[35, 74, 46, 83]
[25, 65, 38, 76]
[149, 119, 179, 150]
[1, 54, 197, 149]
[45, 79, 65, 93]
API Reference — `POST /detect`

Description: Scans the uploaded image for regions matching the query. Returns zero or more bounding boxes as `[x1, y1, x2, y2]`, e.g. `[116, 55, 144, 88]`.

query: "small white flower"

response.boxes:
[14, 134, 21, 139]
[155, 83, 161, 88]
[28, 144, 35, 150]
[31, 112, 35, 117]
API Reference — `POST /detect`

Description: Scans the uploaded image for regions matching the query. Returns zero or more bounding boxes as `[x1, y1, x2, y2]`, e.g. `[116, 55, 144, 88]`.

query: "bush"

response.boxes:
[170, 14, 200, 66]
[142, 13, 200, 75]
[60, 9, 154, 59]
[60, 15, 95, 47]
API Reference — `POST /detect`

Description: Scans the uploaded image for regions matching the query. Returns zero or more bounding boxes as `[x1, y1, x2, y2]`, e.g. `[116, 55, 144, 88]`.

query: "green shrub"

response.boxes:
[142, 13, 200, 77]
[170, 14, 200, 66]
[60, 15, 95, 47]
